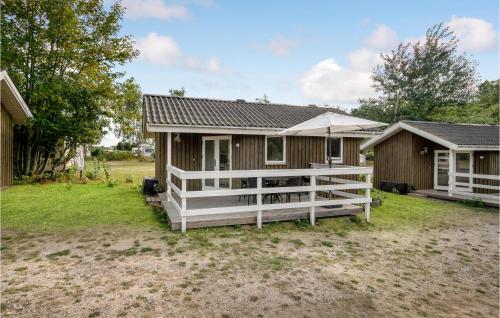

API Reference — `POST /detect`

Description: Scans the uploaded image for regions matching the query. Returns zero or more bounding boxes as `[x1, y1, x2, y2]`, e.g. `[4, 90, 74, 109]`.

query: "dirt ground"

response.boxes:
[1, 212, 499, 318]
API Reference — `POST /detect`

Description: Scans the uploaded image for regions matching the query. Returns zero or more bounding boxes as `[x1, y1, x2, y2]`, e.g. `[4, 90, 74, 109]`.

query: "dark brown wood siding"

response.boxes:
[373, 130, 446, 190]
[343, 138, 361, 166]
[373, 130, 413, 189]
[154, 133, 362, 190]
[473, 151, 499, 194]
[232, 135, 329, 170]
[411, 134, 446, 189]
[154, 132, 167, 187]
[1, 103, 14, 187]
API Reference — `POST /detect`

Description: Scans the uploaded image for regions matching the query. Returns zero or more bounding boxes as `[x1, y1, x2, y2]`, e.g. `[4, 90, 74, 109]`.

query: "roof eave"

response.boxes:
[455, 145, 500, 151]
[361, 122, 459, 150]
[146, 123, 379, 137]
[0, 70, 33, 123]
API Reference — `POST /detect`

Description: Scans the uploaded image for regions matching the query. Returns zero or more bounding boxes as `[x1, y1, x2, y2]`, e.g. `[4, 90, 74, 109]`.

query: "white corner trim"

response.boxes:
[361, 122, 458, 150]
[265, 135, 286, 165]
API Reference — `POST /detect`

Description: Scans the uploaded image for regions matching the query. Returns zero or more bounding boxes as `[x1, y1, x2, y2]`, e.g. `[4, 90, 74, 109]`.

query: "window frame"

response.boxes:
[324, 137, 343, 164]
[265, 135, 287, 165]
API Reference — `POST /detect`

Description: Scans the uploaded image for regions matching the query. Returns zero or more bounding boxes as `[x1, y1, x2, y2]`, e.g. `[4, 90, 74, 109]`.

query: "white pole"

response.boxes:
[448, 149, 454, 197]
[365, 173, 372, 223]
[310, 175, 316, 226]
[257, 177, 262, 229]
[167, 132, 172, 201]
[181, 178, 187, 233]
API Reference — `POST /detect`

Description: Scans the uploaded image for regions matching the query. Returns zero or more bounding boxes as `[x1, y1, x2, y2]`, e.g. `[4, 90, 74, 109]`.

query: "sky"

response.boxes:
[101, 0, 499, 146]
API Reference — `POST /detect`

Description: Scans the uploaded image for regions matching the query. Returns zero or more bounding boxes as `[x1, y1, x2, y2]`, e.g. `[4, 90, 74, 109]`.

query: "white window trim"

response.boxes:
[265, 135, 286, 165]
[324, 137, 343, 164]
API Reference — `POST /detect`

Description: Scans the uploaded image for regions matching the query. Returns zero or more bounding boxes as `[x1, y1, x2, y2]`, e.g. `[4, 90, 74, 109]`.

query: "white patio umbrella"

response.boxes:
[279, 112, 387, 167]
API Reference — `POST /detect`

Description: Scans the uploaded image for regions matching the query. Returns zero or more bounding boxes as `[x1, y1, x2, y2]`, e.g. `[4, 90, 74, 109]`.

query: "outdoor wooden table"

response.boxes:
[263, 177, 287, 203]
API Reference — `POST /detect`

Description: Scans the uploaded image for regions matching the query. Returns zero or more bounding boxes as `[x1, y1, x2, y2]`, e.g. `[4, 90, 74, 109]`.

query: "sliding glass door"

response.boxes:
[202, 136, 232, 190]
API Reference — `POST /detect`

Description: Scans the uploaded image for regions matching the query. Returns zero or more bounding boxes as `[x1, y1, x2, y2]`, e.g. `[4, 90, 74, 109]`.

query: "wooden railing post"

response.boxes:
[166, 164, 170, 201]
[310, 175, 316, 226]
[365, 173, 371, 223]
[448, 150, 454, 197]
[167, 132, 172, 201]
[257, 177, 262, 229]
[181, 178, 187, 233]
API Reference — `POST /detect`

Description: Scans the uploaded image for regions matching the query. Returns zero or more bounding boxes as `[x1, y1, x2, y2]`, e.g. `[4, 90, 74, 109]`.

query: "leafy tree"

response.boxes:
[1, 0, 138, 176]
[429, 79, 499, 124]
[353, 23, 479, 124]
[113, 78, 143, 144]
[116, 141, 136, 151]
[255, 94, 270, 103]
[169, 87, 186, 97]
[477, 80, 499, 106]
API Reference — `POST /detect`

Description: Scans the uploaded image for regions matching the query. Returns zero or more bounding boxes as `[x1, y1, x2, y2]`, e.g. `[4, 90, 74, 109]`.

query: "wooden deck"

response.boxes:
[412, 189, 499, 208]
[159, 192, 362, 230]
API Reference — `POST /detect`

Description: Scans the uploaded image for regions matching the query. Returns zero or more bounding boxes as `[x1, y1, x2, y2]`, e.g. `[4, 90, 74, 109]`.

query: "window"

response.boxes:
[265, 136, 286, 164]
[325, 137, 343, 163]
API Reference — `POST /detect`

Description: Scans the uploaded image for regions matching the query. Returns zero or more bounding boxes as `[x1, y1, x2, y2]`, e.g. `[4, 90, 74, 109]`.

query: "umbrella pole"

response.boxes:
[328, 127, 332, 199]
[328, 127, 332, 168]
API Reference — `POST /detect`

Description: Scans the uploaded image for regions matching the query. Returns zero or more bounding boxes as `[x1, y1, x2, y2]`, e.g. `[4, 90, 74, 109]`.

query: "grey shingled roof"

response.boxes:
[143, 95, 348, 129]
[404, 121, 499, 146]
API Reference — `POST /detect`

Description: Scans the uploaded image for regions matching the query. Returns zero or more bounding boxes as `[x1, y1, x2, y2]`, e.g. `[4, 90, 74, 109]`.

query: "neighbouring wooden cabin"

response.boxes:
[361, 121, 500, 206]
[143, 95, 378, 231]
[0, 70, 32, 188]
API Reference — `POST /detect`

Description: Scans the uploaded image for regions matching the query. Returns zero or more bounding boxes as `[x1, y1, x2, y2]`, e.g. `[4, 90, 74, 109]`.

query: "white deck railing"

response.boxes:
[450, 172, 500, 200]
[166, 165, 373, 232]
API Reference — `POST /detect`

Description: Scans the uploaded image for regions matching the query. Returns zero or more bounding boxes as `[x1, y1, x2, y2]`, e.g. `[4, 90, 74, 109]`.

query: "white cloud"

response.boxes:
[267, 35, 298, 56]
[299, 58, 376, 104]
[366, 24, 398, 50]
[347, 48, 382, 72]
[121, 0, 189, 20]
[207, 58, 221, 72]
[446, 16, 497, 52]
[136, 33, 230, 74]
[185, 56, 226, 73]
[136, 33, 182, 65]
[188, 0, 216, 8]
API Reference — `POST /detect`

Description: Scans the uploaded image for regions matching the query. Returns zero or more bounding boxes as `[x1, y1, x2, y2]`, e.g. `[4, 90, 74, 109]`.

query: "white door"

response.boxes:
[434, 150, 449, 190]
[434, 150, 473, 192]
[202, 136, 231, 190]
[454, 151, 473, 192]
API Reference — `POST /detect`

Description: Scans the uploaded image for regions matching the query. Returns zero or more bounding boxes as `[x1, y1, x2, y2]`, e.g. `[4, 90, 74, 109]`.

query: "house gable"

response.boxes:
[362, 121, 500, 151]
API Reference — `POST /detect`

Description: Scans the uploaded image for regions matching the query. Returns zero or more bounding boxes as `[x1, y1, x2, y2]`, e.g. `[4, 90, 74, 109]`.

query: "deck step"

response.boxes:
[166, 204, 361, 230]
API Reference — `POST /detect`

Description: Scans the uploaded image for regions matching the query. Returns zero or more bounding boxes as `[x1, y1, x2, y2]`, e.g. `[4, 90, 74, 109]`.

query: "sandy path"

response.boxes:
[1, 213, 498, 318]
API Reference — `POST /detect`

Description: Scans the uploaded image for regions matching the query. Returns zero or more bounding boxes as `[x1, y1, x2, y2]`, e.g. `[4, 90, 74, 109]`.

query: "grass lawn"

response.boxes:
[1, 160, 498, 317]
[1, 160, 161, 233]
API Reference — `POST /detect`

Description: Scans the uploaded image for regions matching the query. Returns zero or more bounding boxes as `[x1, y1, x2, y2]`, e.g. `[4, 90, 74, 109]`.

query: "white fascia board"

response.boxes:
[456, 146, 500, 151]
[0, 70, 33, 120]
[361, 122, 458, 150]
[361, 123, 403, 150]
[146, 123, 377, 138]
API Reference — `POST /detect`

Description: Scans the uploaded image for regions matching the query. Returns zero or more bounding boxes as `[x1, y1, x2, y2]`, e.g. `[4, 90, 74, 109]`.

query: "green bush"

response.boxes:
[102, 150, 135, 161]
[460, 198, 485, 208]
[91, 146, 105, 158]
[85, 158, 102, 180]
